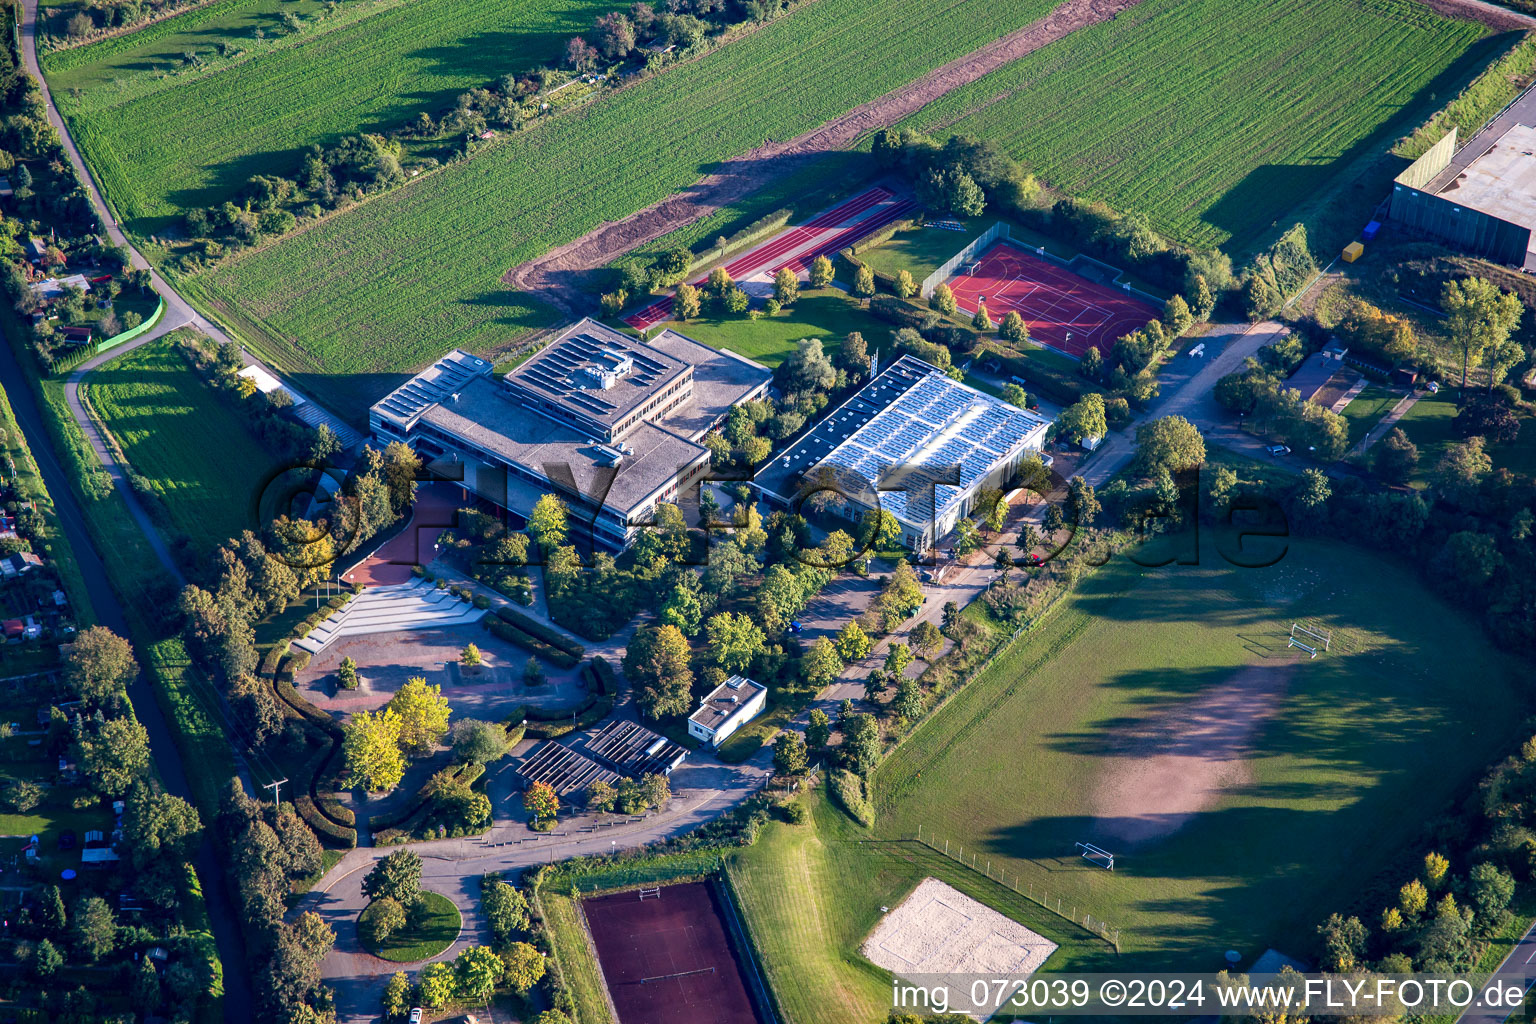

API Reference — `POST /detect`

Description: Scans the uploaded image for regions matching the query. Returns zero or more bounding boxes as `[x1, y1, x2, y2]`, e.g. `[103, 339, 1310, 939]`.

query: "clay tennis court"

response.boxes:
[584, 881, 764, 1024]
[945, 241, 1159, 359]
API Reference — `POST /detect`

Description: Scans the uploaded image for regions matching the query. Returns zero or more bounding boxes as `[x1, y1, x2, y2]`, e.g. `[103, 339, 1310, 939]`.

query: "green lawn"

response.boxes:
[670, 290, 876, 368]
[726, 789, 1115, 1024]
[1392, 389, 1536, 484]
[87, 336, 280, 549]
[1337, 383, 1402, 447]
[541, 891, 614, 1024]
[367, 890, 461, 962]
[902, 0, 1489, 253]
[872, 536, 1530, 970]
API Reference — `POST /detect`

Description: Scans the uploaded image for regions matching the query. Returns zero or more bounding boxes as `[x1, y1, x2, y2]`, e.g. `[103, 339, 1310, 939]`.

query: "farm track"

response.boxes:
[1418, 0, 1536, 29]
[503, 0, 1148, 312]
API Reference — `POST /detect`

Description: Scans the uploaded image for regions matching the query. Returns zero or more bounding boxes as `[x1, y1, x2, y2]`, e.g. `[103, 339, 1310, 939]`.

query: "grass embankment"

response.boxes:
[872, 536, 1529, 969]
[86, 336, 280, 549]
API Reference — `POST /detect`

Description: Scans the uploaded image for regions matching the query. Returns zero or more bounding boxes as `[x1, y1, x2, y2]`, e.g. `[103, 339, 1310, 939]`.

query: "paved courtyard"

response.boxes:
[295, 624, 587, 721]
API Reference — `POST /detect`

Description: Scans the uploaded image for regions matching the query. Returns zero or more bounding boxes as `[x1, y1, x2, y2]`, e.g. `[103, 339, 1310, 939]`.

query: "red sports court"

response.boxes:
[945, 241, 1160, 359]
[583, 881, 764, 1024]
[625, 187, 916, 330]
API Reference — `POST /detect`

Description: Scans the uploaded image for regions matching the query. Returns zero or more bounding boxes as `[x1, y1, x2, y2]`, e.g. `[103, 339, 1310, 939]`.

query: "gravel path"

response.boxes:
[503, 0, 1148, 313]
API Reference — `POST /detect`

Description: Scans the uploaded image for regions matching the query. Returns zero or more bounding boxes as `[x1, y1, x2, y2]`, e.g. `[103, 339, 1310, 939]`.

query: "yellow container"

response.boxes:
[1342, 241, 1364, 263]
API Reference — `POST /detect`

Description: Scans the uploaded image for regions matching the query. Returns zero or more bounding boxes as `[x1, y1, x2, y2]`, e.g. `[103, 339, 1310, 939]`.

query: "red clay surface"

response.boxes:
[341, 482, 472, 586]
[584, 881, 762, 1024]
[946, 241, 1159, 359]
[625, 188, 916, 329]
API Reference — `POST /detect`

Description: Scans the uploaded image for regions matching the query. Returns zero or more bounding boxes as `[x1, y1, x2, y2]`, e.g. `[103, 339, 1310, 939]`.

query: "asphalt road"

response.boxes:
[0, 334, 254, 1023]
[1460, 920, 1536, 1024]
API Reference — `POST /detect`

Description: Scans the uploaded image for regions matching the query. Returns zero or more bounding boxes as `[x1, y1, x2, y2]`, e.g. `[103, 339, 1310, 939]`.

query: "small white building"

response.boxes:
[687, 675, 767, 748]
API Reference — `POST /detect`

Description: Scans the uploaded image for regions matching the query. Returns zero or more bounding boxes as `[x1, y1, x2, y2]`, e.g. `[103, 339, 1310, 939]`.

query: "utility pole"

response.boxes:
[263, 778, 288, 807]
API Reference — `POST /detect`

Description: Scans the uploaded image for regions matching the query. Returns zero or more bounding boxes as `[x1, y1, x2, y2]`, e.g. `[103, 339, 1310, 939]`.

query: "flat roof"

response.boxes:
[504, 319, 691, 432]
[376, 321, 771, 519]
[688, 675, 766, 733]
[420, 374, 705, 515]
[372, 349, 493, 431]
[1435, 123, 1536, 245]
[646, 328, 773, 439]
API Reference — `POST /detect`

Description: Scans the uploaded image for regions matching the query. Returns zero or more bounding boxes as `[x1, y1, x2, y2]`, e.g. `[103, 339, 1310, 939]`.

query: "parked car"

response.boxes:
[409, 1010, 423, 1024]
[1265, 444, 1291, 457]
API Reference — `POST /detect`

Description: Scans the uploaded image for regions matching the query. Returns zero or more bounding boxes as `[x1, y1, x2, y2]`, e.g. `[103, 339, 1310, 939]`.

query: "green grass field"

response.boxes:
[871, 536, 1530, 969]
[366, 890, 461, 962]
[51, 0, 624, 234]
[184, 0, 1068, 405]
[726, 790, 1116, 1024]
[903, 0, 1488, 252]
[1337, 383, 1402, 447]
[87, 337, 280, 549]
[668, 289, 874, 368]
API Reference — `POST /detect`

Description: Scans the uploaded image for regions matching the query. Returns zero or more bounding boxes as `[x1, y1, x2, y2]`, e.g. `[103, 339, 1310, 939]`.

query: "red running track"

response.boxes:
[624, 187, 905, 329]
[945, 241, 1159, 359]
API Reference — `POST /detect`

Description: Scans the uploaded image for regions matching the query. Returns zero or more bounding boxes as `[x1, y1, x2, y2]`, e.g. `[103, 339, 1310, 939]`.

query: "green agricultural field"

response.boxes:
[872, 535, 1529, 969]
[187, 0, 1069, 406]
[51, 0, 626, 233]
[727, 790, 1114, 1024]
[903, 0, 1490, 253]
[86, 337, 281, 549]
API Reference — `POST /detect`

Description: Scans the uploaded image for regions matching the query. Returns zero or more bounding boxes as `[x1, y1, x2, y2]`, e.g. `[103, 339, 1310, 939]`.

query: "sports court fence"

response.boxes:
[910, 830, 1122, 951]
[923, 222, 1166, 314]
[921, 221, 1010, 298]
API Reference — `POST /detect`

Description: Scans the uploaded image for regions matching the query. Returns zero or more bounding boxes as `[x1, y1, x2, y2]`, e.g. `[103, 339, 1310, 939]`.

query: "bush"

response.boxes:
[495, 606, 584, 658]
[473, 594, 491, 610]
[484, 618, 579, 669]
[868, 294, 930, 331]
[295, 794, 357, 848]
[591, 656, 618, 696]
[782, 800, 809, 824]
[829, 770, 875, 827]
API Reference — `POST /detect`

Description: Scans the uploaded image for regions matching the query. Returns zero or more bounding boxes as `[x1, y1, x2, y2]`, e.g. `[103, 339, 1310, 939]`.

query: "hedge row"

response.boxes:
[258, 645, 287, 678]
[495, 605, 585, 658]
[484, 617, 580, 669]
[367, 762, 486, 833]
[295, 792, 356, 849]
[983, 343, 1099, 407]
[316, 793, 354, 827]
[592, 656, 618, 696]
[522, 694, 615, 739]
[869, 294, 929, 330]
[370, 763, 491, 844]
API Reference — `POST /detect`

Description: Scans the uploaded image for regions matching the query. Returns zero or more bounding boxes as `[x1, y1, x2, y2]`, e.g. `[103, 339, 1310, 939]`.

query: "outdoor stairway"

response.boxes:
[291, 402, 366, 450]
[293, 578, 487, 654]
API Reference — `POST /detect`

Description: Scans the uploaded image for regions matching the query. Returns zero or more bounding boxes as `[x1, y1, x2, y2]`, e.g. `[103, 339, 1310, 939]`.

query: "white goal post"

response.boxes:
[1075, 841, 1114, 871]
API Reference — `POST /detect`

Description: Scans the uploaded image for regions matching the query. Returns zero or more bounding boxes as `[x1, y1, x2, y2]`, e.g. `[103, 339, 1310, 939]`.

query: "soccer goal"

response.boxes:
[1075, 841, 1114, 871]
[1288, 637, 1318, 659]
[638, 887, 662, 901]
[1290, 623, 1331, 652]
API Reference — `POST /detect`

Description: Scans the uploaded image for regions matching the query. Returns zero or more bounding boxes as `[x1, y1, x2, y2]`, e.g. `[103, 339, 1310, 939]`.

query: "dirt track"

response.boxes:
[1090, 663, 1296, 847]
[503, 0, 1147, 312]
[1418, 0, 1536, 30]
